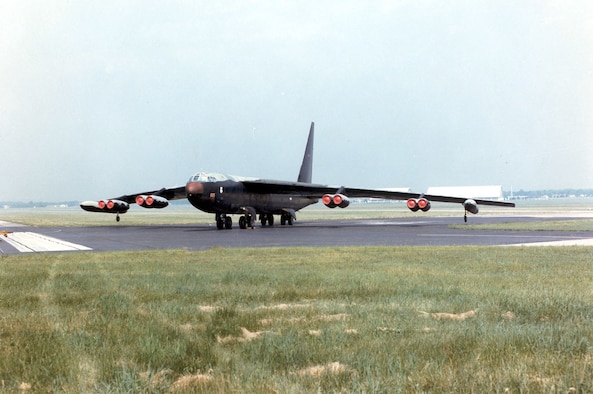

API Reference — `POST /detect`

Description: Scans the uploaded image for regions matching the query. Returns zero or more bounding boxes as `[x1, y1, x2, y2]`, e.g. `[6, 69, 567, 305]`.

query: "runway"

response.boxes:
[1, 215, 593, 255]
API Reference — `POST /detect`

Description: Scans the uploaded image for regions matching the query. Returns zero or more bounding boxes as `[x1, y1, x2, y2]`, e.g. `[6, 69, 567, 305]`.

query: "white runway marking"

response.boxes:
[1, 232, 92, 253]
[0, 220, 25, 227]
[508, 238, 593, 247]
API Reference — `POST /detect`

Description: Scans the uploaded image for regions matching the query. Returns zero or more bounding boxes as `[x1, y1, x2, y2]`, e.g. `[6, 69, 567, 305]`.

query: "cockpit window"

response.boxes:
[189, 172, 228, 183]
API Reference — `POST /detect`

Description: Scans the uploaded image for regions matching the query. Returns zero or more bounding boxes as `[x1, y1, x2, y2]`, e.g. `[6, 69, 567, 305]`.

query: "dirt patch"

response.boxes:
[314, 313, 349, 322]
[421, 327, 437, 333]
[257, 303, 310, 310]
[178, 323, 206, 334]
[295, 362, 350, 377]
[501, 311, 515, 320]
[418, 309, 478, 321]
[216, 327, 276, 344]
[377, 327, 400, 333]
[258, 318, 274, 325]
[78, 356, 99, 390]
[171, 370, 213, 391]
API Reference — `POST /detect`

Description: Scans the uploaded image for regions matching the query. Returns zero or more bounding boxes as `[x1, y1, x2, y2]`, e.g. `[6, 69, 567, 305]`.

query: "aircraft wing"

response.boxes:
[242, 180, 515, 208]
[108, 186, 187, 204]
[80, 186, 186, 215]
[342, 187, 515, 207]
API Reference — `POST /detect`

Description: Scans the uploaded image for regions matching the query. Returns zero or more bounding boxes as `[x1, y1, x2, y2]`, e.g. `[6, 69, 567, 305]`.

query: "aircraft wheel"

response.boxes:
[239, 216, 247, 229]
[116, 214, 120, 222]
[225, 216, 232, 229]
[280, 215, 286, 226]
[216, 219, 224, 230]
[260, 214, 274, 227]
[287, 216, 293, 225]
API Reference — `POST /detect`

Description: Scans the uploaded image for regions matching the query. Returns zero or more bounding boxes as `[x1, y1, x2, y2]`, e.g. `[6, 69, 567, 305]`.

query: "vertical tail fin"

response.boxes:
[297, 122, 314, 183]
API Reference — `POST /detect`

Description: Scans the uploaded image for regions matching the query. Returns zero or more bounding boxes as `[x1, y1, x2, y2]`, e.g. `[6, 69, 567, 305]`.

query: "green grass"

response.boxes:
[1, 246, 593, 392]
[451, 219, 593, 232]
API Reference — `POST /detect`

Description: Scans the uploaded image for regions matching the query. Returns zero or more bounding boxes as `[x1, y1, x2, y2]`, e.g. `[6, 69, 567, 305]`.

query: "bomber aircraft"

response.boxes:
[81, 122, 515, 229]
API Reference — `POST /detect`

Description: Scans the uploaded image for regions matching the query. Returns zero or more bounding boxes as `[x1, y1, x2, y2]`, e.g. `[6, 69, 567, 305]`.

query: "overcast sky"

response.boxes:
[1, 1, 592, 201]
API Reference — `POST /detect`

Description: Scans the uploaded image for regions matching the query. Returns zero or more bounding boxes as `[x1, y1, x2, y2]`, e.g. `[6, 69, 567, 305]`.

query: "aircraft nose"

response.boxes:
[186, 181, 204, 196]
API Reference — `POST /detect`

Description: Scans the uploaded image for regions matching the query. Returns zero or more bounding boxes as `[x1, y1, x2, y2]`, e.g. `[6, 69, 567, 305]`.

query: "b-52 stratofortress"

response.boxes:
[81, 122, 515, 229]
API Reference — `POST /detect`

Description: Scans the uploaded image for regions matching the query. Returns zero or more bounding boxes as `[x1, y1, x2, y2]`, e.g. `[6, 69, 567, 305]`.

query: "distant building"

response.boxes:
[426, 186, 504, 201]
[377, 187, 412, 193]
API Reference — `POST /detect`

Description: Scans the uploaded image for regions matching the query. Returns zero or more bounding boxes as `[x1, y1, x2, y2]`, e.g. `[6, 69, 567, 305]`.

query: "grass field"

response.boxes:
[1, 246, 593, 392]
[453, 219, 593, 232]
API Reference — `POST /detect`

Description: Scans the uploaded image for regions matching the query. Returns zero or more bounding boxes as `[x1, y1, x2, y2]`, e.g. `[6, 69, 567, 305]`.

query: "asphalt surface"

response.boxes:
[1, 215, 593, 254]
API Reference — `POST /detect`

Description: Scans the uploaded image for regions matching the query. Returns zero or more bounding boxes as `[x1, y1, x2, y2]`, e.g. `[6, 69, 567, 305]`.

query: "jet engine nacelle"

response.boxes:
[463, 199, 479, 215]
[135, 195, 169, 209]
[322, 194, 350, 208]
[407, 198, 431, 212]
[80, 199, 130, 213]
[103, 199, 130, 213]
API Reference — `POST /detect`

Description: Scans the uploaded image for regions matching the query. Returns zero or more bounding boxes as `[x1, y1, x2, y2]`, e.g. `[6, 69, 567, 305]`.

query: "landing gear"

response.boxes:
[216, 213, 258, 230]
[116, 214, 120, 222]
[216, 213, 282, 230]
[280, 214, 293, 226]
[239, 215, 254, 229]
[260, 214, 274, 227]
[464, 212, 468, 223]
[216, 214, 233, 230]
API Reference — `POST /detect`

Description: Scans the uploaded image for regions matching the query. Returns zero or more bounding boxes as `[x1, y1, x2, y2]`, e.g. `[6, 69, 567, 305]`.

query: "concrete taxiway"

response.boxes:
[1, 215, 593, 255]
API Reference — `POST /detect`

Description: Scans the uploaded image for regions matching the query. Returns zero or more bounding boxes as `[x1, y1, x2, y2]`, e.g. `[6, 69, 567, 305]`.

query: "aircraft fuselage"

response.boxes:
[185, 180, 317, 215]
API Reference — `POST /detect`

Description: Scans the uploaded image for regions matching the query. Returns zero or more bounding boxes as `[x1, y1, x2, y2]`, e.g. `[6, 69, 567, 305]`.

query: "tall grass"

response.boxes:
[1, 246, 593, 392]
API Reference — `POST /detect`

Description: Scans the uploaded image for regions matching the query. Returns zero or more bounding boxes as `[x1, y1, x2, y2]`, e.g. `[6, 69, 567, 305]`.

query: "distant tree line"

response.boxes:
[0, 201, 81, 208]
[507, 189, 593, 199]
